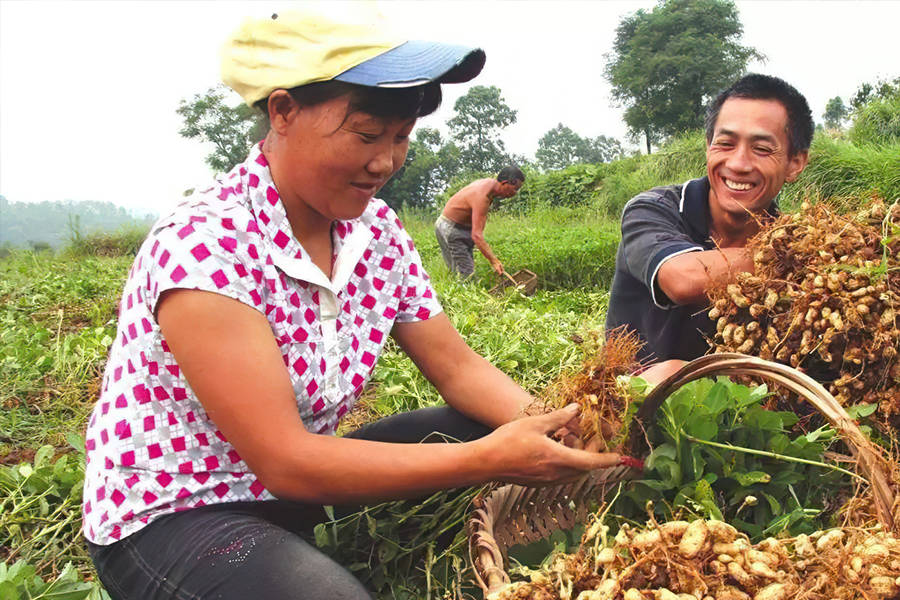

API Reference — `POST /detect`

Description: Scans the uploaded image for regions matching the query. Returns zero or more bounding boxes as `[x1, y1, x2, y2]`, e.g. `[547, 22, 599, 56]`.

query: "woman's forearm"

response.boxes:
[260, 406, 622, 504]
[261, 432, 492, 504]
[430, 351, 530, 428]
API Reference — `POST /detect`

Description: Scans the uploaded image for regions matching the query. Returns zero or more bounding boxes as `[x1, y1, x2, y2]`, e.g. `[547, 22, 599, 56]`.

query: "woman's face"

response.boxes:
[276, 94, 415, 223]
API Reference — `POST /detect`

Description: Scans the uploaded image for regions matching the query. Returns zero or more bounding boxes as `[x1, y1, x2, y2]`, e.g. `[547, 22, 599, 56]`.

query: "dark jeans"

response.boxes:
[87, 406, 491, 600]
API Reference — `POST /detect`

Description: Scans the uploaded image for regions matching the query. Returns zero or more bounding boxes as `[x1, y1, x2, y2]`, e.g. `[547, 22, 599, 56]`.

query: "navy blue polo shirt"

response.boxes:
[605, 177, 718, 362]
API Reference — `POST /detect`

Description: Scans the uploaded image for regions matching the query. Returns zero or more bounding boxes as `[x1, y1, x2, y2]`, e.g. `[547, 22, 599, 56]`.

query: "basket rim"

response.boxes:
[466, 353, 896, 595]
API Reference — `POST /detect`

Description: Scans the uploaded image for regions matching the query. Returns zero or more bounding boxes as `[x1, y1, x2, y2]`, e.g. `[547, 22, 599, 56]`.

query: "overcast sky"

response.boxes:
[1, 0, 898, 215]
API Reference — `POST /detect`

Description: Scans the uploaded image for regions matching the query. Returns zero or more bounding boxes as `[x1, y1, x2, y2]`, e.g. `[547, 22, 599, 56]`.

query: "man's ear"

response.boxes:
[266, 90, 299, 135]
[785, 150, 809, 183]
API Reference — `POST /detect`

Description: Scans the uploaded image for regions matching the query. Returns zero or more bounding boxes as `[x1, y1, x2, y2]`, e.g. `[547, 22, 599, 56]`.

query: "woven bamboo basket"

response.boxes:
[467, 353, 896, 596]
[489, 269, 538, 296]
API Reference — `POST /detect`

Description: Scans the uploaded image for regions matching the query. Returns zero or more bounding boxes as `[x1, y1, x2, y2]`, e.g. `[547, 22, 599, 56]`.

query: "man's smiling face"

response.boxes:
[706, 97, 808, 219]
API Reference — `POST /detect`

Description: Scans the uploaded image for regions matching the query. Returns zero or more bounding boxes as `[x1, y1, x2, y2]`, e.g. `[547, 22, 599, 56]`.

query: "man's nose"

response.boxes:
[726, 143, 753, 172]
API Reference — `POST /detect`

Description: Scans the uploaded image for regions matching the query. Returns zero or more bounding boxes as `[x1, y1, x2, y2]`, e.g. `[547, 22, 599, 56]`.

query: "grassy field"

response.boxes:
[2, 126, 896, 598]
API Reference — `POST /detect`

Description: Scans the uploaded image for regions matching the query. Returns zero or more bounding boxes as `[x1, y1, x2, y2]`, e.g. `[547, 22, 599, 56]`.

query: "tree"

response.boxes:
[604, 0, 762, 154]
[536, 123, 623, 170]
[377, 128, 462, 210]
[582, 135, 624, 164]
[447, 86, 517, 173]
[850, 77, 900, 110]
[850, 83, 874, 111]
[823, 96, 849, 130]
[848, 81, 900, 146]
[177, 85, 268, 173]
[535, 124, 584, 170]
[0, 198, 154, 249]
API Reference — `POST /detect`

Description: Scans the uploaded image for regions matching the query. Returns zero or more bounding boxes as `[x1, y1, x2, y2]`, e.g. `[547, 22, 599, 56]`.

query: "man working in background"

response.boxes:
[435, 166, 524, 278]
[605, 74, 813, 365]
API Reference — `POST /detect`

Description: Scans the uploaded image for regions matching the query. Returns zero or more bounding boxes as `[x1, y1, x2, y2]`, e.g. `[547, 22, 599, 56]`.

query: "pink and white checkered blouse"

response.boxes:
[82, 144, 442, 545]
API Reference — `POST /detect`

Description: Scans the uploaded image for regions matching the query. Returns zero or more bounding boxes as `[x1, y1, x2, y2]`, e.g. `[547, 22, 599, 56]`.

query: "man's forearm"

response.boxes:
[474, 239, 498, 264]
[657, 247, 753, 305]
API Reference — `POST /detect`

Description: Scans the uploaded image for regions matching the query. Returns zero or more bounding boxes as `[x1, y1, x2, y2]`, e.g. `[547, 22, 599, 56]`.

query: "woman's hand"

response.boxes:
[477, 404, 623, 487]
[549, 409, 586, 449]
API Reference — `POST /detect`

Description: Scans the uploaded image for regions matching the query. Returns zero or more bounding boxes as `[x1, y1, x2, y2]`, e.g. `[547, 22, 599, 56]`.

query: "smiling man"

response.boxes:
[605, 74, 812, 363]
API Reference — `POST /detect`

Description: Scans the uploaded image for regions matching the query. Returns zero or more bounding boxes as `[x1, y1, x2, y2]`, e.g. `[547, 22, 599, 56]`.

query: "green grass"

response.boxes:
[404, 205, 621, 289]
[780, 136, 900, 211]
[1, 252, 131, 453]
[66, 223, 150, 258]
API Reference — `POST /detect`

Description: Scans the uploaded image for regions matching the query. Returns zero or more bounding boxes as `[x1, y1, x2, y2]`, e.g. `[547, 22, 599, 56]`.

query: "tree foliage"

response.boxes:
[448, 85, 517, 173]
[846, 77, 900, 145]
[823, 96, 850, 130]
[604, 0, 761, 154]
[849, 76, 900, 110]
[536, 123, 623, 170]
[849, 94, 900, 146]
[377, 128, 462, 211]
[176, 85, 268, 173]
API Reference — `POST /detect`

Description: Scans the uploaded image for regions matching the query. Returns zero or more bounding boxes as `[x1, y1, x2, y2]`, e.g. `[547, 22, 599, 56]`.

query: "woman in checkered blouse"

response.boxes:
[81, 10, 628, 599]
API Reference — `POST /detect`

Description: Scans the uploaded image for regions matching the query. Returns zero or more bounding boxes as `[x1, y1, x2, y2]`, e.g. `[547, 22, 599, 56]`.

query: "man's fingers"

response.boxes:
[552, 424, 586, 449]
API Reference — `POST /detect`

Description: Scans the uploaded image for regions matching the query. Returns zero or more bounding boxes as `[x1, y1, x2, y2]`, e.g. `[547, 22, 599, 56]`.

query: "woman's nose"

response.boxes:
[366, 143, 396, 178]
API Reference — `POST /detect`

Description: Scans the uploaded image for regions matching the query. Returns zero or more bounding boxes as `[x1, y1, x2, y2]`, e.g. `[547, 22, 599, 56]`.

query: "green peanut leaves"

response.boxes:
[619, 377, 851, 540]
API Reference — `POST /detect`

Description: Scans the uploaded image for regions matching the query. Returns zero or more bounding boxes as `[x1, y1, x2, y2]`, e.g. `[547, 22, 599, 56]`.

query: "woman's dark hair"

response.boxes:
[705, 74, 814, 156]
[254, 80, 442, 124]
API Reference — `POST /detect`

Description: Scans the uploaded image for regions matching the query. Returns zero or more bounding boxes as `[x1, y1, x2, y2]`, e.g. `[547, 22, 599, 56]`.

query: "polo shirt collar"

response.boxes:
[679, 176, 779, 243]
[244, 144, 373, 293]
[679, 176, 712, 242]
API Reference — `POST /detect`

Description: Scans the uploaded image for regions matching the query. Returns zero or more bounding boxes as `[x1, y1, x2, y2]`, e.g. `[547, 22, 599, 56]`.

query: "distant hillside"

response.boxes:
[0, 196, 156, 249]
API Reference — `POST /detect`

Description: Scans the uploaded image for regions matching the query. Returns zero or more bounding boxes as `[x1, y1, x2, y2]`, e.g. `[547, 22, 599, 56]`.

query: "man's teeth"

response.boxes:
[725, 179, 752, 191]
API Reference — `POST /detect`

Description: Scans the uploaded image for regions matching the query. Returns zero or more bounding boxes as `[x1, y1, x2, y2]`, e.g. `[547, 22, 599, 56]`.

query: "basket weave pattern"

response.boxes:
[489, 269, 538, 296]
[467, 353, 896, 595]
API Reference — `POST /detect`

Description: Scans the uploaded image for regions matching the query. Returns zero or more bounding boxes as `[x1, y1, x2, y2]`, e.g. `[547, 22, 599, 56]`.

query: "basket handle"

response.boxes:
[624, 353, 895, 531]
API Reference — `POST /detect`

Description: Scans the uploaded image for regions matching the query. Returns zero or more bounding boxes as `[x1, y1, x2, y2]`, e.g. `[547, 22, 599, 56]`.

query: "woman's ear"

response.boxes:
[266, 90, 298, 135]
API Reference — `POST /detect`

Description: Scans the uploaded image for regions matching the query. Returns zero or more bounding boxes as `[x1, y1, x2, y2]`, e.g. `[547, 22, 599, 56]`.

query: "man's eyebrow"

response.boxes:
[713, 128, 778, 143]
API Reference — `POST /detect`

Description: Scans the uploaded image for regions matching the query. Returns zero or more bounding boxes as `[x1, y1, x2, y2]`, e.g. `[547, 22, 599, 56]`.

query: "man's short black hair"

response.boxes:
[497, 165, 525, 183]
[705, 74, 813, 156]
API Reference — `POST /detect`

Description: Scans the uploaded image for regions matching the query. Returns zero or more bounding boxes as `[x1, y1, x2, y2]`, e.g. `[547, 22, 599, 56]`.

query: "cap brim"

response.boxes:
[334, 40, 485, 88]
